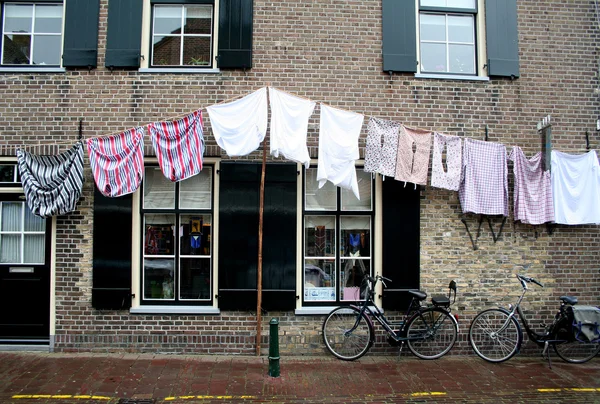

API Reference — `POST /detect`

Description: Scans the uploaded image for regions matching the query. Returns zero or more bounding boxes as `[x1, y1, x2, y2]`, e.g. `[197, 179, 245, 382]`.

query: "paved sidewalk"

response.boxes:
[0, 351, 599, 403]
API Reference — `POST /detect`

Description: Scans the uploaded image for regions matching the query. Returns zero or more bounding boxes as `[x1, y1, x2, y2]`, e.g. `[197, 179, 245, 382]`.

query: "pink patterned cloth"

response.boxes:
[459, 138, 508, 216]
[364, 117, 399, 178]
[394, 125, 432, 186]
[430, 132, 462, 191]
[508, 146, 554, 225]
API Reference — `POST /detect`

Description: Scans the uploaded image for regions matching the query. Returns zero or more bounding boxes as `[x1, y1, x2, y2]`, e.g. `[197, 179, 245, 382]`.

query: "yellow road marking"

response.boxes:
[164, 395, 258, 401]
[411, 392, 447, 397]
[538, 388, 600, 393]
[12, 394, 111, 400]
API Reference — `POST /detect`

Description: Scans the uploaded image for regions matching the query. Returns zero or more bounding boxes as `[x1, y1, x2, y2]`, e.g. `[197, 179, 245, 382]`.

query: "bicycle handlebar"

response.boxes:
[364, 275, 392, 289]
[517, 274, 544, 288]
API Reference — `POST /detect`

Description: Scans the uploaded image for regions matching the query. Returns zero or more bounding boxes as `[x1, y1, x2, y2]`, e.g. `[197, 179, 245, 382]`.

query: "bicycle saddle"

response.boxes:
[409, 290, 427, 301]
[560, 295, 578, 305]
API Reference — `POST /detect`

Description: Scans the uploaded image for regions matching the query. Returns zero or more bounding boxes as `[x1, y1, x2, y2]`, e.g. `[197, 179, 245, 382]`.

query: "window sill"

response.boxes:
[130, 305, 220, 315]
[295, 305, 382, 315]
[0, 67, 65, 73]
[138, 68, 220, 74]
[415, 73, 489, 82]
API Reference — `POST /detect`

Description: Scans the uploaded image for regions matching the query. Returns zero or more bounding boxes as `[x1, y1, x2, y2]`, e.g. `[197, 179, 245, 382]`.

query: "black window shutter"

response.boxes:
[382, 0, 417, 73]
[62, 0, 100, 68]
[92, 188, 132, 310]
[485, 0, 519, 78]
[381, 180, 420, 310]
[105, 0, 143, 68]
[217, 0, 253, 69]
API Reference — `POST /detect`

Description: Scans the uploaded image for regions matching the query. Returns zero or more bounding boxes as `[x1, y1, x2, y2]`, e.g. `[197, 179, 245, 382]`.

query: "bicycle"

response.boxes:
[322, 275, 459, 361]
[469, 274, 600, 365]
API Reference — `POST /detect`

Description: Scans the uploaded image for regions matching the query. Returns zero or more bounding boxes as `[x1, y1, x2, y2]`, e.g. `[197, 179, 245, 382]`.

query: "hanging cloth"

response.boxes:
[364, 117, 400, 178]
[430, 132, 462, 191]
[394, 125, 433, 186]
[17, 142, 85, 218]
[459, 138, 509, 216]
[317, 104, 364, 200]
[148, 110, 205, 182]
[508, 146, 554, 225]
[87, 127, 145, 197]
[206, 87, 268, 157]
[551, 150, 600, 225]
[268, 87, 316, 168]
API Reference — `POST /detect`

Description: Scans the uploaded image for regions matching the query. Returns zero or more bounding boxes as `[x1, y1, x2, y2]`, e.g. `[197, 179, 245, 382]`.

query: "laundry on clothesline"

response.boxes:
[430, 132, 462, 192]
[364, 117, 400, 178]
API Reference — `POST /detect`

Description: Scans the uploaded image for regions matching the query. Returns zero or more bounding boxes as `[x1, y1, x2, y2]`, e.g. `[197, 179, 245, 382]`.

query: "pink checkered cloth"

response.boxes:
[508, 146, 554, 225]
[459, 138, 508, 216]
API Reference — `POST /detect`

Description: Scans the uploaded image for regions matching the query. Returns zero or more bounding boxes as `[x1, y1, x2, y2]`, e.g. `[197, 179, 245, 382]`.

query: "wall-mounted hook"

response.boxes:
[78, 118, 83, 141]
[586, 131, 590, 150]
[485, 125, 489, 141]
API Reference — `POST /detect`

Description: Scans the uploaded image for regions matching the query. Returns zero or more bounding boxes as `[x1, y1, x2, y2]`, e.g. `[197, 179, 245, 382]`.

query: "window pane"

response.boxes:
[34, 4, 63, 33]
[180, 168, 212, 209]
[184, 6, 211, 35]
[305, 216, 335, 258]
[24, 208, 44, 232]
[180, 214, 211, 256]
[341, 260, 370, 300]
[1, 202, 22, 231]
[0, 165, 16, 182]
[153, 35, 181, 65]
[420, 42, 447, 72]
[420, 14, 446, 42]
[341, 171, 372, 211]
[305, 168, 336, 210]
[179, 257, 210, 300]
[154, 6, 182, 35]
[448, 15, 474, 43]
[144, 215, 175, 255]
[3, 34, 31, 64]
[421, 0, 475, 8]
[144, 167, 175, 209]
[0, 234, 20, 263]
[23, 234, 44, 263]
[143, 258, 175, 300]
[449, 44, 475, 74]
[32, 35, 61, 65]
[4, 4, 33, 33]
[183, 36, 211, 66]
[304, 259, 335, 301]
[340, 216, 371, 258]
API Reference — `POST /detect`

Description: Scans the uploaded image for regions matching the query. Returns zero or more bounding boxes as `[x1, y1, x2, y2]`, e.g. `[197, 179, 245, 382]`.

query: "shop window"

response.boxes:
[303, 168, 373, 305]
[141, 165, 213, 305]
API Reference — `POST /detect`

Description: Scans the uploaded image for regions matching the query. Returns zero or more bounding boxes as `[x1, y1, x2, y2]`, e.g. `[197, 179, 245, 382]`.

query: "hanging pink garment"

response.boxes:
[394, 125, 433, 186]
[430, 132, 462, 191]
[364, 117, 400, 178]
[148, 110, 205, 182]
[508, 146, 554, 225]
[87, 127, 145, 197]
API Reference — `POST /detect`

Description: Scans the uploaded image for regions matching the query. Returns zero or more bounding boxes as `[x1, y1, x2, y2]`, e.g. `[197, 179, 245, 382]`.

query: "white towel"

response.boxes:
[206, 87, 268, 157]
[317, 104, 364, 199]
[551, 150, 600, 225]
[269, 87, 316, 168]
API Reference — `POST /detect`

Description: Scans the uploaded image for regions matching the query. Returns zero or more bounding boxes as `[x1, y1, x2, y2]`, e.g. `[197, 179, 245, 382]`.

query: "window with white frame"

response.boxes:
[150, 1, 214, 68]
[419, 0, 476, 75]
[1, 2, 63, 66]
[141, 166, 213, 304]
[303, 168, 373, 305]
[0, 201, 46, 264]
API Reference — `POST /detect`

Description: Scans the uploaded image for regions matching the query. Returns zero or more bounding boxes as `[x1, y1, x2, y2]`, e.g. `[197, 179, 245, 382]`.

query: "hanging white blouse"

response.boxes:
[551, 150, 600, 225]
[269, 87, 316, 168]
[316, 104, 364, 199]
[206, 87, 268, 157]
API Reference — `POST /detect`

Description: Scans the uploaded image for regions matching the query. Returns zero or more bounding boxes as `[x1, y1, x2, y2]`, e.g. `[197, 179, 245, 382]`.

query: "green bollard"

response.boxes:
[268, 318, 280, 377]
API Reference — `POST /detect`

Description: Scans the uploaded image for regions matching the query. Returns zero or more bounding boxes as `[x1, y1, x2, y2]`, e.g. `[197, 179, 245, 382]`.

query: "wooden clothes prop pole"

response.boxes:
[256, 136, 267, 356]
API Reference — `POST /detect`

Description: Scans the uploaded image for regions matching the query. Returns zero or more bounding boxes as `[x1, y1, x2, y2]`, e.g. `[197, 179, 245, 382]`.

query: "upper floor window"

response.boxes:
[151, 2, 214, 67]
[419, 0, 476, 75]
[1, 2, 63, 66]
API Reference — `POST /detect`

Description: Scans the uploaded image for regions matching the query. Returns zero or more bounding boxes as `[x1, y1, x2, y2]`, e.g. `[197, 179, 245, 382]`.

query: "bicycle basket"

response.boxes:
[571, 305, 600, 343]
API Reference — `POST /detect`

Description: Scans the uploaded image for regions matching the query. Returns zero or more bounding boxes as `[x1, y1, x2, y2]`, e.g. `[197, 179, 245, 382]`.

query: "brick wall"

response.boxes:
[0, 0, 599, 356]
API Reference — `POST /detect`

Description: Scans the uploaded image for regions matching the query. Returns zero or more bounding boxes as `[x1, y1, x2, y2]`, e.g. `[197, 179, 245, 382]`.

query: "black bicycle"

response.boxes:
[469, 274, 600, 364]
[322, 275, 459, 361]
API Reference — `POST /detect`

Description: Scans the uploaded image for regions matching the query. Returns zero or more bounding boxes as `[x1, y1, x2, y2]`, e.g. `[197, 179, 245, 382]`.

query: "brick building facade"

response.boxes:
[0, 0, 599, 356]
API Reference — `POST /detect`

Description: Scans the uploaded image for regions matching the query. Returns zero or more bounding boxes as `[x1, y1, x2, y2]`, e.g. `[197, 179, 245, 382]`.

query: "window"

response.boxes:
[1, 2, 63, 66]
[419, 0, 476, 75]
[151, 2, 213, 67]
[0, 201, 46, 264]
[141, 166, 213, 305]
[303, 168, 373, 305]
[0, 164, 19, 183]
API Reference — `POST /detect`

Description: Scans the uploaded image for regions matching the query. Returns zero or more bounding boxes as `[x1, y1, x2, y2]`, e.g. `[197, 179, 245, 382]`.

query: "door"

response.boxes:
[0, 195, 51, 343]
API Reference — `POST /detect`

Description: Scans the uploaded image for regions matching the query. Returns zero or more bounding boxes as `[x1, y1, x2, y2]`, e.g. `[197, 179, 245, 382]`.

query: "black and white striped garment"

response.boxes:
[17, 142, 85, 218]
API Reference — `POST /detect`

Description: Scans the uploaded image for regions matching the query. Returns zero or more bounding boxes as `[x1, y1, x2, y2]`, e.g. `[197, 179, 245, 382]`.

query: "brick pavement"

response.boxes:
[0, 351, 598, 403]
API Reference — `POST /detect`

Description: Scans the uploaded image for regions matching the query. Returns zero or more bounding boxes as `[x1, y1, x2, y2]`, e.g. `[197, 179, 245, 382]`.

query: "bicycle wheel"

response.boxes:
[553, 322, 600, 363]
[406, 307, 458, 359]
[322, 306, 373, 360]
[469, 308, 521, 363]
